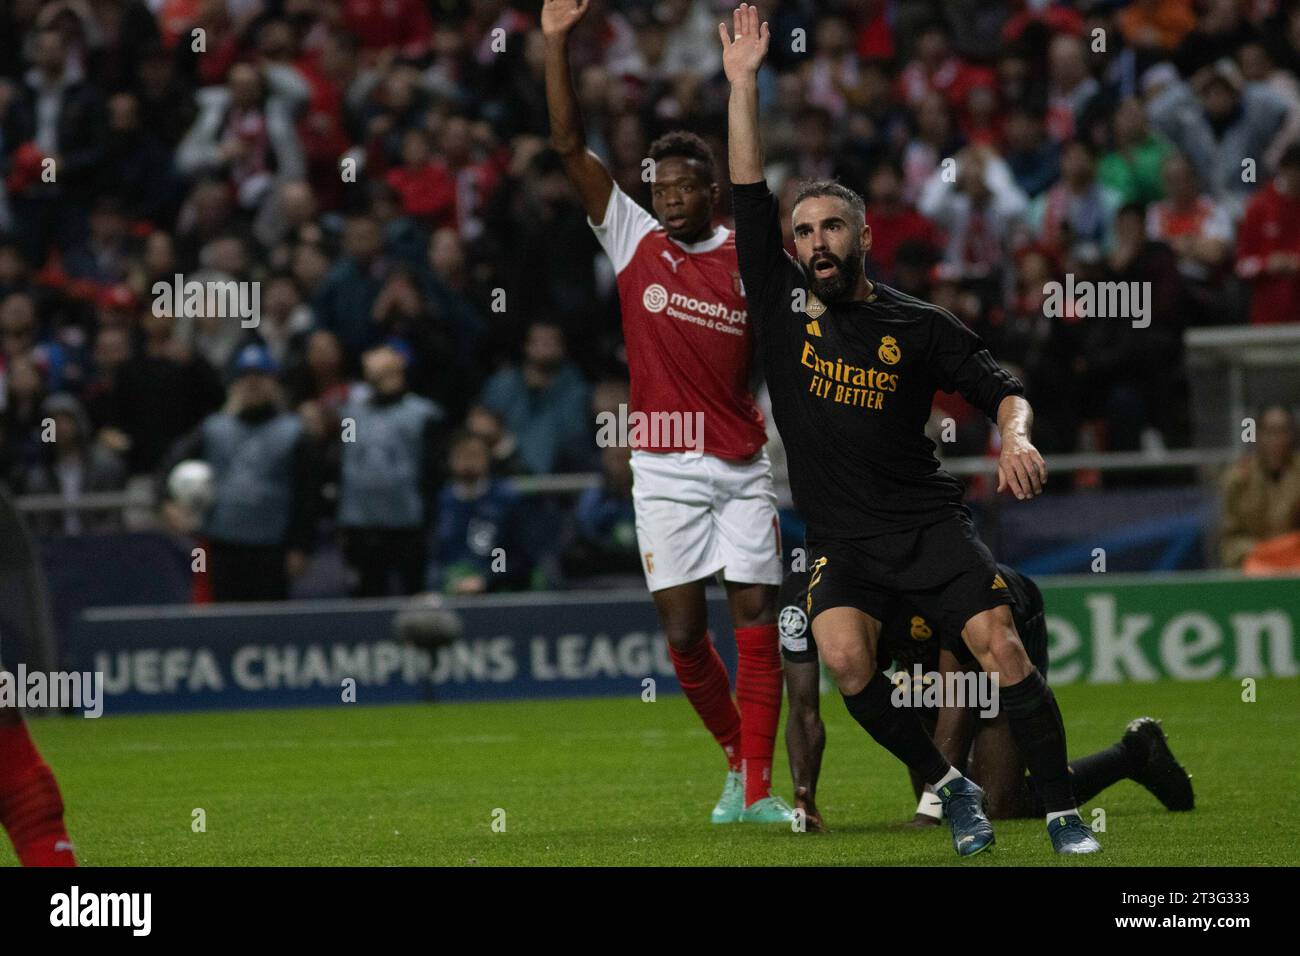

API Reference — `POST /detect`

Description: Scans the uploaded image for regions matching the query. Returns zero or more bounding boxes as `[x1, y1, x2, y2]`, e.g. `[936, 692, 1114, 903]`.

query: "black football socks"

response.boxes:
[999, 668, 1076, 814]
[842, 670, 951, 786]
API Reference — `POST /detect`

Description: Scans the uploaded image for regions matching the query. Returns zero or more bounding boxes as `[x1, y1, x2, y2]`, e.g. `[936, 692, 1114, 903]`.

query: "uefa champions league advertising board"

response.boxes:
[64, 574, 1299, 714]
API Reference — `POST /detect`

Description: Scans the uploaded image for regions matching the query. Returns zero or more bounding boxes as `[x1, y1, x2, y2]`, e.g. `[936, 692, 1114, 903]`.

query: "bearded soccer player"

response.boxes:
[776, 564, 1194, 832]
[722, 3, 1099, 854]
[542, 0, 790, 822]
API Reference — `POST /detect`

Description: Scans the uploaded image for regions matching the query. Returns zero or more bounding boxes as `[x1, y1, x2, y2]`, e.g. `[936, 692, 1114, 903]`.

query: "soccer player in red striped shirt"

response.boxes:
[542, 0, 792, 822]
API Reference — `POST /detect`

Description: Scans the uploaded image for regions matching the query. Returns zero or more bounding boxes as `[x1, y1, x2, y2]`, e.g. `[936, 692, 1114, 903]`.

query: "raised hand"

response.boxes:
[541, 0, 590, 38]
[718, 3, 770, 83]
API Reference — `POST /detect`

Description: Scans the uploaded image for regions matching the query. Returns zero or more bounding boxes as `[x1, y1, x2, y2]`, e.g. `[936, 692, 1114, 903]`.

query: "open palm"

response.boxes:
[541, 0, 590, 37]
[719, 4, 770, 81]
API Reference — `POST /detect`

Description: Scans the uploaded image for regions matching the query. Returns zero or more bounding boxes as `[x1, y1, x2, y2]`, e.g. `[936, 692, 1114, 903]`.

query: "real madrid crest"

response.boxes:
[909, 615, 932, 641]
[878, 335, 901, 365]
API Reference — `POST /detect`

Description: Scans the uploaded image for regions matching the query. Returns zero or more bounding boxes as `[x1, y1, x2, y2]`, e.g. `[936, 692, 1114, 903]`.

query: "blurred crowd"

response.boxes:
[0, 0, 1298, 597]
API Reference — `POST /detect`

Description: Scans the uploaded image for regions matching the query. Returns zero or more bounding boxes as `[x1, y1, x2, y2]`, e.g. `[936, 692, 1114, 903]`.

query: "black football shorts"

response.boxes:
[804, 512, 1013, 648]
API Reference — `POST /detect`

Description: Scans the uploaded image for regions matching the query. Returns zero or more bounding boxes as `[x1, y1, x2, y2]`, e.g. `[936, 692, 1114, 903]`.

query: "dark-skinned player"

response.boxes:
[542, 0, 790, 822]
[777, 564, 1194, 832]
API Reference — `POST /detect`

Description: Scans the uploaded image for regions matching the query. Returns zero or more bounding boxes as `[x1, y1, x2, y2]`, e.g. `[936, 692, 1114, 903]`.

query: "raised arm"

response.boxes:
[542, 0, 612, 222]
[720, 3, 770, 185]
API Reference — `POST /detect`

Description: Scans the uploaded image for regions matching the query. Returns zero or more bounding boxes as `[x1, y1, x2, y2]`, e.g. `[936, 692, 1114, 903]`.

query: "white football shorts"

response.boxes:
[630, 449, 783, 592]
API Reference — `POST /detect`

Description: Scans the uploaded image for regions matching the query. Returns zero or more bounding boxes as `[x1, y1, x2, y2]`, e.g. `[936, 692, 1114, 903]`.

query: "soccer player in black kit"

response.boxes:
[776, 564, 1194, 832]
[721, 3, 1099, 855]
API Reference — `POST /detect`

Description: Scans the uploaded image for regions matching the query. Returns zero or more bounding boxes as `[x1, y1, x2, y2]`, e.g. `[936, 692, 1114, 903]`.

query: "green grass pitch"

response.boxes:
[5, 676, 1297, 866]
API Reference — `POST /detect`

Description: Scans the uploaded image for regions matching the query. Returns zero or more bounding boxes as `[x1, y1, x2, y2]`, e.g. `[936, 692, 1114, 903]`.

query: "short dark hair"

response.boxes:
[1258, 403, 1297, 429]
[1117, 201, 1147, 221]
[448, 429, 492, 456]
[1062, 137, 1096, 159]
[792, 179, 866, 225]
[648, 131, 716, 185]
[1279, 141, 1300, 171]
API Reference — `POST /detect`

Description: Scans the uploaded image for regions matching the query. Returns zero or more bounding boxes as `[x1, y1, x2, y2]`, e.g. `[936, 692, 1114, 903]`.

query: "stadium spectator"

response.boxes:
[1103, 202, 1188, 447]
[252, 179, 321, 253]
[464, 403, 525, 477]
[176, 60, 307, 210]
[257, 271, 314, 366]
[369, 265, 459, 411]
[1146, 150, 1236, 323]
[561, 377, 630, 474]
[423, 227, 487, 376]
[162, 344, 319, 602]
[863, 162, 937, 284]
[286, 329, 350, 414]
[432, 113, 506, 242]
[3, 25, 106, 266]
[1220, 404, 1300, 568]
[1097, 97, 1173, 206]
[1238, 41, 1300, 172]
[1029, 139, 1122, 254]
[561, 443, 639, 584]
[177, 234, 256, 372]
[1, 353, 47, 484]
[336, 345, 444, 597]
[114, 305, 223, 475]
[1146, 57, 1291, 218]
[132, 38, 197, 148]
[313, 212, 389, 356]
[428, 430, 529, 595]
[0, 241, 30, 300]
[173, 177, 239, 272]
[1235, 142, 1300, 324]
[1003, 105, 1062, 200]
[784, 106, 872, 196]
[386, 127, 457, 229]
[478, 319, 590, 475]
[1046, 33, 1102, 143]
[917, 144, 1028, 299]
[135, 230, 178, 298]
[102, 91, 181, 225]
[1, 293, 69, 392]
[363, 180, 424, 269]
[900, 91, 964, 203]
[660, 0, 724, 81]
[62, 194, 133, 288]
[896, 24, 992, 117]
[22, 393, 126, 535]
[81, 324, 132, 435]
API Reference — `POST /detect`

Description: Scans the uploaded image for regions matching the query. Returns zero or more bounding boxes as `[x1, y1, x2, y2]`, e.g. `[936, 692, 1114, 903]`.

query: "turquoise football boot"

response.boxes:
[739, 794, 796, 824]
[711, 770, 744, 824]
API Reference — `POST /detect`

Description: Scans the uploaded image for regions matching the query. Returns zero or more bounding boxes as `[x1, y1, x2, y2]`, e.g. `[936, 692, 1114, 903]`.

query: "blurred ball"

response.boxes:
[167, 460, 215, 514]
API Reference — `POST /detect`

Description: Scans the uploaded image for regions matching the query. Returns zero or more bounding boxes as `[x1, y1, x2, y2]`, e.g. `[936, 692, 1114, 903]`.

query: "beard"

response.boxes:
[804, 240, 864, 302]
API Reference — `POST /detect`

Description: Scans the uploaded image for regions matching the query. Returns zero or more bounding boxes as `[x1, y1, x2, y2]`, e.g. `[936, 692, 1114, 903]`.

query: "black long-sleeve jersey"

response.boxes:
[731, 180, 1024, 540]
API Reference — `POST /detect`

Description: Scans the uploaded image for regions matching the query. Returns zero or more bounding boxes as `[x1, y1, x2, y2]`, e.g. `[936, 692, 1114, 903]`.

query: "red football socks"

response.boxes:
[0, 723, 76, 867]
[668, 634, 743, 771]
[735, 624, 783, 805]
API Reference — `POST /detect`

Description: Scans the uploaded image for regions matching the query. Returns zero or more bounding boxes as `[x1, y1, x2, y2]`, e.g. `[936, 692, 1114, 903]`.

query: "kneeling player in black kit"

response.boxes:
[777, 564, 1195, 832]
